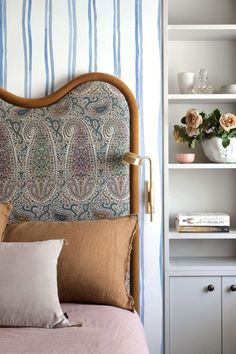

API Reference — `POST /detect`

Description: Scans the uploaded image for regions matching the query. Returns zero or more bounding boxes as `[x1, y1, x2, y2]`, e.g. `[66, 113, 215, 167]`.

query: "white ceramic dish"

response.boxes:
[221, 84, 236, 94]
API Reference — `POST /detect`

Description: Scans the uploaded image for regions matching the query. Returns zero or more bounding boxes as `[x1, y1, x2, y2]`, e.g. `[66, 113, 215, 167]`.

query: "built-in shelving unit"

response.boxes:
[168, 94, 236, 104]
[169, 230, 236, 239]
[164, 1, 236, 353]
[169, 163, 236, 169]
[169, 257, 236, 269]
[169, 25, 236, 41]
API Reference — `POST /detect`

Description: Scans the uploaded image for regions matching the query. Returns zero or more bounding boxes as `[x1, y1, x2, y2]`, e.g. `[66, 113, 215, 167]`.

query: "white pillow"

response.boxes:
[0, 240, 69, 328]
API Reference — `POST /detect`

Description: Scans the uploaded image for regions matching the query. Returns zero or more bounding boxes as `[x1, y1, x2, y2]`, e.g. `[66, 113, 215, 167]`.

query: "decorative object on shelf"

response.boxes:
[175, 153, 195, 163]
[173, 108, 236, 162]
[177, 72, 196, 94]
[191, 68, 213, 94]
[176, 225, 230, 233]
[202, 137, 236, 163]
[122, 152, 154, 222]
[176, 212, 230, 226]
[221, 84, 236, 94]
[175, 212, 230, 233]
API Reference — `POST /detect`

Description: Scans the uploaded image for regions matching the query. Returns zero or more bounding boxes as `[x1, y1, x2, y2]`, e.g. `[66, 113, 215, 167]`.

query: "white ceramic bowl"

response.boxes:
[221, 84, 236, 94]
[176, 153, 195, 164]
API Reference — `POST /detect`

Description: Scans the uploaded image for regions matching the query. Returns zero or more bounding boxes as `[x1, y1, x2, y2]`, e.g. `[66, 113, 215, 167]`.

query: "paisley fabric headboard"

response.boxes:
[0, 72, 139, 308]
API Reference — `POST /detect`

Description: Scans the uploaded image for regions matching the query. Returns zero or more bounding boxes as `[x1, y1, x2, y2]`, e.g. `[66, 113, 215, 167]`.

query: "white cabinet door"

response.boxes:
[222, 277, 236, 354]
[170, 277, 221, 354]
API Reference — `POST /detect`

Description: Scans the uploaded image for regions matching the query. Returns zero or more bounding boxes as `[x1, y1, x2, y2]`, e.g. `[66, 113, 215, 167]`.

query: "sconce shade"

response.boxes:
[122, 152, 144, 166]
[122, 152, 154, 222]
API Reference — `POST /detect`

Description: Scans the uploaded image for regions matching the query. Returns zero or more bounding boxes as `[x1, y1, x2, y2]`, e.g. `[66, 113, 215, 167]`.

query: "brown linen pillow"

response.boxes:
[4, 215, 138, 310]
[0, 203, 12, 241]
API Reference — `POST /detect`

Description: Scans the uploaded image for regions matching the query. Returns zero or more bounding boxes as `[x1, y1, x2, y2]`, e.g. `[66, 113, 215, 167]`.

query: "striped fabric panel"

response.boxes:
[22, 0, 32, 97]
[44, 0, 54, 95]
[113, 0, 121, 78]
[88, 0, 97, 72]
[67, 0, 77, 81]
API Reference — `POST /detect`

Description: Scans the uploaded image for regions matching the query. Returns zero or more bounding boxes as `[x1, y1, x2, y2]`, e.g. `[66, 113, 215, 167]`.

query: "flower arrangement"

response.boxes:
[173, 108, 236, 149]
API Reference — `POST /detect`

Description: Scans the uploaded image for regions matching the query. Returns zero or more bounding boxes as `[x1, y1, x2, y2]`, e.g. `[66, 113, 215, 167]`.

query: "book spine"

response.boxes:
[177, 220, 230, 226]
[176, 217, 230, 226]
[177, 214, 229, 220]
[176, 225, 230, 233]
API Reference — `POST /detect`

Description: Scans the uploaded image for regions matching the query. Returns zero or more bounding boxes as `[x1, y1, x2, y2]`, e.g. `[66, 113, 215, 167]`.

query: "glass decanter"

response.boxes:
[191, 68, 213, 94]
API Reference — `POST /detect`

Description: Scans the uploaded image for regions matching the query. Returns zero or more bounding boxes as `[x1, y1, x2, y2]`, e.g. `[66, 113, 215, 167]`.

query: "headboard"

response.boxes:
[0, 72, 139, 309]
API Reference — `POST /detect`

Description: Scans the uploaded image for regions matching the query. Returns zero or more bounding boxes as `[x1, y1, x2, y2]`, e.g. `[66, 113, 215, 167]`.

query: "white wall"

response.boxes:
[0, 1, 163, 352]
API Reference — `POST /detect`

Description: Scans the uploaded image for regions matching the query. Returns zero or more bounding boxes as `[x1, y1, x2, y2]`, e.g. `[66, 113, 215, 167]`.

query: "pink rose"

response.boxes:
[185, 108, 203, 129]
[219, 113, 236, 132]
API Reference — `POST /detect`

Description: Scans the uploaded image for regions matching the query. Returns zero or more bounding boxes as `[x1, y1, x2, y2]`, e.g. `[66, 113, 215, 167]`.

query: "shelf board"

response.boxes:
[169, 163, 236, 169]
[169, 25, 236, 41]
[170, 256, 236, 269]
[169, 230, 236, 239]
[168, 94, 236, 103]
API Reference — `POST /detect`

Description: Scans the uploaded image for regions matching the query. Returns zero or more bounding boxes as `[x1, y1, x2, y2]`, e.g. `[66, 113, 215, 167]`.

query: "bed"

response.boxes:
[0, 72, 149, 353]
[1, 304, 149, 354]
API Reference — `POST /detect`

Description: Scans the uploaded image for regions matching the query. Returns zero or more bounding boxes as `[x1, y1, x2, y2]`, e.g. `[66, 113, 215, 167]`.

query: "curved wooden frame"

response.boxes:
[0, 72, 140, 311]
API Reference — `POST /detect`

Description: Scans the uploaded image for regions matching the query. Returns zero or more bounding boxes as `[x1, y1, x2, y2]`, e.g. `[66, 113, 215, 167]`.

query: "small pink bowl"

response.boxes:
[176, 153, 195, 163]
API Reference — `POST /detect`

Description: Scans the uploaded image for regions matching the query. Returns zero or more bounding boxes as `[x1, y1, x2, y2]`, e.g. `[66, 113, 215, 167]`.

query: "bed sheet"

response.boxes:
[0, 303, 149, 354]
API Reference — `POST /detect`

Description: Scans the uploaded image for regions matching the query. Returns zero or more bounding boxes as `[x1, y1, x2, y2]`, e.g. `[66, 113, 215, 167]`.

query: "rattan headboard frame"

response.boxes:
[0, 72, 139, 311]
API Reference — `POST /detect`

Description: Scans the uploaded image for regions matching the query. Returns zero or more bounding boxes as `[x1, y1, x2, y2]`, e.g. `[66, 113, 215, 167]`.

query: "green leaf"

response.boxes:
[200, 112, 206, 119]
[201, 119, 209, 128]
[190, 139, 196, 149]
[196, 133, 202, 141]
[174, 125, 181, 132]
[218, 128, 224, 135]
[222, 138, 230, 148]
[221, 132, 228, 139]
[181, 117, 186, 124]
[228, 129, 236, 138]
[213, 108, 221, 120]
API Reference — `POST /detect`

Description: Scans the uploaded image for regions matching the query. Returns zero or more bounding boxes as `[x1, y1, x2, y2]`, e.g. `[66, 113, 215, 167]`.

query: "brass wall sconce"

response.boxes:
[122, 152, 154, 222]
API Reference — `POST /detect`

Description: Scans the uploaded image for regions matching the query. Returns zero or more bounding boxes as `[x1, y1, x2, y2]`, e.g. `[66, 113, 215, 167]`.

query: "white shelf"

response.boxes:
[169, 25, 236, 41]
[169, 230, 236, 239]
[170, 256, 236, 269]
[169, 163, 236, 169]
[168, 94, 236, 103]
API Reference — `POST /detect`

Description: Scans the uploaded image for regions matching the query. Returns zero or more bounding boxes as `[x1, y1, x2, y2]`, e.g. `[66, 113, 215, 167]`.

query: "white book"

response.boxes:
[176, 212, 230, 226]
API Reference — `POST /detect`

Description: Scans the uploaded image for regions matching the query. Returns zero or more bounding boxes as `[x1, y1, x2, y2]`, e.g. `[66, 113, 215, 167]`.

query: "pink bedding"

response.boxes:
[0, 303, 149, 354]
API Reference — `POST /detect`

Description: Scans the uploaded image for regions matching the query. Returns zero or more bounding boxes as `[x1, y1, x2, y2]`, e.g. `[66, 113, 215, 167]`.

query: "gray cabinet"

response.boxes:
[222, 277, 236, 354]
[170, 276, 236, 354]
[170, 277, 221, 354]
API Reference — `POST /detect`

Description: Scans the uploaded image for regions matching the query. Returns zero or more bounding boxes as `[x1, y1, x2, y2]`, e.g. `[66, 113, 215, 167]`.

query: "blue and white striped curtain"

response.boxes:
[0, 1, 162, 353]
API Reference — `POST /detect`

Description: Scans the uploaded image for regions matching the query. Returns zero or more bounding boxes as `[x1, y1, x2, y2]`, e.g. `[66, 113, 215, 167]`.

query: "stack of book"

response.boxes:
[175, 212, 230, 233]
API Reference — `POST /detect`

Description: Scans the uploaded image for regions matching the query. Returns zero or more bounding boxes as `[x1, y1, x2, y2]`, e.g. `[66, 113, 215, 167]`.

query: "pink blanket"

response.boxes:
[0, 303, 149, 354]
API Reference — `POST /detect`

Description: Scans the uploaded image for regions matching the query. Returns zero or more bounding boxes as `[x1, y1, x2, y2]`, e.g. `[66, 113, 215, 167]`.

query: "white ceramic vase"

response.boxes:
[201, 137, 236, 163]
